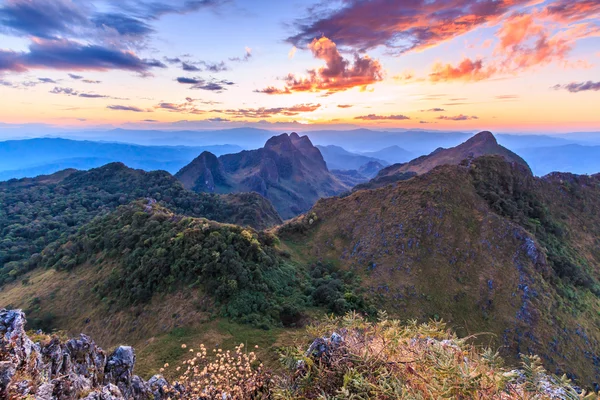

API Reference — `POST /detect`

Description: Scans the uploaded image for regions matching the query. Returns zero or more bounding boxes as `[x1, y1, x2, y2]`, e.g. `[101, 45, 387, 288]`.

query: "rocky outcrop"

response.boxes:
[0, 309, 165, 400]
[176, 133, 349, 219]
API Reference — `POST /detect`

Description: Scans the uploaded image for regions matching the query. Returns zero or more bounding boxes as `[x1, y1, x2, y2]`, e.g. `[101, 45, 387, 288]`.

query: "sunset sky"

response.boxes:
[0, 0, 598, 133]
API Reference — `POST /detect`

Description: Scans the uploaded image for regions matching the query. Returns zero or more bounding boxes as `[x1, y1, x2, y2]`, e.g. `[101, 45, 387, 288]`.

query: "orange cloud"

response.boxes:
[495, 13, 572, 71]
[212, 103, 322, 119]
[430, 58, 496, 82]
[544, 0, 600, 23]
[355, 114, 410, 121]
[429, 5, 598, 82]
[256, 37, 384, 95]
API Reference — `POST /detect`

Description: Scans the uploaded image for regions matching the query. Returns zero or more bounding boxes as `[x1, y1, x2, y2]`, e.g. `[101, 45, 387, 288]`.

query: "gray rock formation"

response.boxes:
[0, 308, 165, 400]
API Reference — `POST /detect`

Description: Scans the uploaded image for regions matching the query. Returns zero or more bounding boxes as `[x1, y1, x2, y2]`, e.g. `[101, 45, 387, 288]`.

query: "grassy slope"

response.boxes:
[0, 262, 309, 380]
[278, 160, 600, 387]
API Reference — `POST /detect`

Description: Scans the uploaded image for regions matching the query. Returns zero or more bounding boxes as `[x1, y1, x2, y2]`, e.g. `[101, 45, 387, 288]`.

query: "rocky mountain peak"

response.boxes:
[465, 131, 498, 146]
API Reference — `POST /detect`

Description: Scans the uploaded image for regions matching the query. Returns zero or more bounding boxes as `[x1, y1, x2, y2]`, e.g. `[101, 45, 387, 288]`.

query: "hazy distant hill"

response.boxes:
[316, 145, 388, 171]
[176, 133, 349, 219]
[360, 145, 414, 164]
[0, 138, 242, 178]
[516, 144, 600, 176]
[279, 156, 600, 386]
[49, 127, 275, 148]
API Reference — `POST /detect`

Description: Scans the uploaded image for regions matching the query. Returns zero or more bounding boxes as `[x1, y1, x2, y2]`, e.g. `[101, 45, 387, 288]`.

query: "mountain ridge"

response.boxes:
[176, 133, 349, 219]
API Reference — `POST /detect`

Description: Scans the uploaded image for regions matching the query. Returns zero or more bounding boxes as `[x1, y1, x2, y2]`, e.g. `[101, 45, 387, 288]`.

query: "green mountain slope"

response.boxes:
[0, 163, 282, 285]
[278, 156, 600, 386]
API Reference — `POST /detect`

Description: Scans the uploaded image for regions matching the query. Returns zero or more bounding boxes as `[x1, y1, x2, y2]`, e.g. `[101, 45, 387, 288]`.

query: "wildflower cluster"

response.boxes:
[163, 343, 270, 399]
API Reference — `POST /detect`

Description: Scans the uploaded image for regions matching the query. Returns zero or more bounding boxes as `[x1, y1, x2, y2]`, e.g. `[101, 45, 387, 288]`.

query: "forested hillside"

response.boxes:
[0, 163, 281, 286]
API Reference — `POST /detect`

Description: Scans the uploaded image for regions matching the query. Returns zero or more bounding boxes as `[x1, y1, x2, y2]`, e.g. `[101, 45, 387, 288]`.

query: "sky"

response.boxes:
[0, 0, 598, 133]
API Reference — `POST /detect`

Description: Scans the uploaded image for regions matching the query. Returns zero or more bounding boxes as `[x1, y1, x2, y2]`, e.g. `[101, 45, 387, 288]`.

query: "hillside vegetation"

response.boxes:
[0, 163, 281, 286]
[279, 155, 600, 387]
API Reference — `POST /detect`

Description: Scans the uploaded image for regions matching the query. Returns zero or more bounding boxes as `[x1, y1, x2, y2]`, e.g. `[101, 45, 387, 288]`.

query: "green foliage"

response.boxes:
[0, 163, 280, 286]
[308, 261, 375, 315]
[469, 156, 596, 289]
[38, 201, 297, 326]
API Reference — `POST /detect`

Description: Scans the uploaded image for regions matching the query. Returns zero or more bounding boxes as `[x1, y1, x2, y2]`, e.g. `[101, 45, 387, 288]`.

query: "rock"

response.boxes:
[82, 383, 125, 400]
[304, 332, 344, 359]
[0, 309, 158, 400]
[148, 374, 170, 399]
[105, 346, 136, 398]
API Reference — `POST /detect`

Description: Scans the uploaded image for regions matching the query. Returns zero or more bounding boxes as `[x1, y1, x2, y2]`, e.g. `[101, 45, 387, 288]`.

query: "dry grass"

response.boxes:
[273, 312, 595, 399]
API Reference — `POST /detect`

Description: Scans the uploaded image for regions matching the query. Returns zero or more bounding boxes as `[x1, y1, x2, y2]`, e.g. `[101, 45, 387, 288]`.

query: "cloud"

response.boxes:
[229, 47, 252, 62]
[544, 0, 600, 23]
[430, 58, 496, 82]
[257, 37, 383, 95]
[428, 5, 600, 82]
[82, 79, 101, 84]
[0, 0, 223, 75]
[206, 117, 230, 122]
[164, 57, 182, 64]
[213, 103, 321, 119]
[494, 13, 574, 71]
[337, 104, 353, 108]
[422, 108, 445, 112]
[182, 62, 201, 72]
[0, 0, 88, 39]
[50, 86, 78, 95]
[553, 81, 600, 92]
[200, 61, 228, 72]
[393, 70, 415, 82]
[155, 101, 204, 114]
[176, 76, 234, 92]
[68, 73, 83, 79]
[437, 114, 479, 121]
[38, 77, 57, 83]
[495, 94, 520, 99]
[92, 13, 154, 37]
[0, 0, 224, 40]
[354, 114, 410, 121]
[0, 38, 167, 73]
[288, 46, 297, 59]
[181, 60, 229, 72]
[143, 119, 159, 122]
[287, 0, 532, 53]
[49, 86, 116, 99]
[107, 105, 149, 112]
[176, 77, 201, 84]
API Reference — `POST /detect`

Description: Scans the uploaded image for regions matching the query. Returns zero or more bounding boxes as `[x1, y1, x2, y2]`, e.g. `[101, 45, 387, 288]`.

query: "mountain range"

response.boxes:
[175, 133, 349, 219]
[0, 138, 242, 180]
[2, 130, 600, 389]
[361, 131, 530, 190]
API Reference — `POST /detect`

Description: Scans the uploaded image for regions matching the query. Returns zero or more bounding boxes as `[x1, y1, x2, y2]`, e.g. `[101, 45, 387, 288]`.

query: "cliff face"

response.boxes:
[176, 133, 349, 219]
[0, 308, 170, 400]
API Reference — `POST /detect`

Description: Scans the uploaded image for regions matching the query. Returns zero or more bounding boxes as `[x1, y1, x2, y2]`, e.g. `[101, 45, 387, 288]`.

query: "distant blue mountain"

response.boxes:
[515, 144, 600, 176]
[316, 145, 388, 170]
[0, 138, 242, 180]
